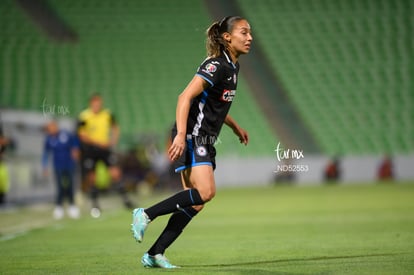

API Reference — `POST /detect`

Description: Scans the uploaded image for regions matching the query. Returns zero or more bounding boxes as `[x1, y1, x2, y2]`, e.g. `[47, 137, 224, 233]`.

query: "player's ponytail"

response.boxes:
[206, 21, 223, 58]
[206, 16, 244, 58]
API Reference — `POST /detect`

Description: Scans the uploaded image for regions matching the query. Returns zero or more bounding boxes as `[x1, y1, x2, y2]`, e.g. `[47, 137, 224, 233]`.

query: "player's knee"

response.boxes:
[199, 187, 216, 202]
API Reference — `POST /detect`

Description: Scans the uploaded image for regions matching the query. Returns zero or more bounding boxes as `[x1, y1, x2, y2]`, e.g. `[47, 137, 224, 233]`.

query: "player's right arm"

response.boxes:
[168, 75, 209, 161]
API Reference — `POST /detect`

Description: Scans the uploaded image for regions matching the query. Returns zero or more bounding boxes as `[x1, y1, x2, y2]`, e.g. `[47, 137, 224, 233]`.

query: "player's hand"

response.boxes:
[234, 127, 249, 145]
[71, 148, 80, 161]
[43, 169, 49, 178]
[168, 133, 186, 161]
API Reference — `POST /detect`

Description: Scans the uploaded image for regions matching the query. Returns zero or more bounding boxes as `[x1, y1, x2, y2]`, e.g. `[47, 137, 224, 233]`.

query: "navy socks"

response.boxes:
[144, 189, 204, 220]
[147, 206, 199, 256]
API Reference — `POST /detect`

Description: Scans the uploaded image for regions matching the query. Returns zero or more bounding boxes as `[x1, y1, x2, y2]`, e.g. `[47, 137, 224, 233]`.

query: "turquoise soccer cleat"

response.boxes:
[141, 253, 156, 268]
[141, 253, 179, 269]
[131, 208, 150, 243]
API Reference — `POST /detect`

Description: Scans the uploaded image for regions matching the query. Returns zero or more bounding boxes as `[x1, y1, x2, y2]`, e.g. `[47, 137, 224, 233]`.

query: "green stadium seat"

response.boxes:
[0, 0, 278, 156]
[238, 0, 413, 154]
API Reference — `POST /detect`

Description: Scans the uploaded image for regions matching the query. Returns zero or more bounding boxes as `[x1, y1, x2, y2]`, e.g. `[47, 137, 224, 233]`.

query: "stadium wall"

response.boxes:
[215, 155, 414, 187]
[1, 110, 413, 205]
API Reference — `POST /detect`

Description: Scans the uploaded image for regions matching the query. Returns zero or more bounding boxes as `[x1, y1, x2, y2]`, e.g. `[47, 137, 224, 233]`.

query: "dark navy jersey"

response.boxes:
[175, 50, 240, 138]
[42, 130, 79, 171]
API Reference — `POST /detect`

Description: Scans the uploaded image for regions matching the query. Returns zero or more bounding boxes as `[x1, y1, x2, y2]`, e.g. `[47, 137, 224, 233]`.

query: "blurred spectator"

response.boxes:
[0, 122, 10, 205]
[42, 120, 80, 219]
[324, 157, 341, 182]
[77, 94, 134, 217]
[377, 155, 394, 181]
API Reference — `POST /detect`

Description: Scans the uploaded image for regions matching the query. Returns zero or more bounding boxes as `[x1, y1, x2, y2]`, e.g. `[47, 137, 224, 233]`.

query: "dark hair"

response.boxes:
[89, 93, 101, 102]
[206, 16, 245, 58]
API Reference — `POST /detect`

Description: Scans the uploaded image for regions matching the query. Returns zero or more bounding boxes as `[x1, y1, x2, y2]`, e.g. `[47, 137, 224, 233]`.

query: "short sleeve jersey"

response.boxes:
[77, 109, 115, 145]
[184, 50, 240, 138]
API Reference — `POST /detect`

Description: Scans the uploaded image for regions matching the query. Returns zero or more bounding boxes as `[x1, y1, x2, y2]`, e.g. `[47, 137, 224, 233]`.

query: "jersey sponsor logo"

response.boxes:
[196, 145, 207, 157]
[220, 89, 236, 102]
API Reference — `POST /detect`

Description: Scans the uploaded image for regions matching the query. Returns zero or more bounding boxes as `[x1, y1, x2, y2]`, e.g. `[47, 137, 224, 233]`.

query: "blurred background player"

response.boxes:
[77, 94, 134, 217]
[377, 155, 394, 181]
[324, 156, 341, 183]
[0, 121, 10, 205]
[42, 120, 80, 219]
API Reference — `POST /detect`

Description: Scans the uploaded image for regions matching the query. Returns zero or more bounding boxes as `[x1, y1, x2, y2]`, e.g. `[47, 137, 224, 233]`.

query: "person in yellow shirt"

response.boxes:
[0, 122, 10, 205]
[78, 94, 133, 216]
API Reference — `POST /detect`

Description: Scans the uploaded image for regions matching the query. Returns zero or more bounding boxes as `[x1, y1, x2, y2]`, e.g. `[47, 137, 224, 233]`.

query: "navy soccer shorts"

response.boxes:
[173, 135, 216, 173]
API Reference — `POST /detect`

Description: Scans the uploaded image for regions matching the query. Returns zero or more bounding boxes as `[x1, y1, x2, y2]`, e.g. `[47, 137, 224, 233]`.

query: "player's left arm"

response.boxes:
[224, 114, 249, 145]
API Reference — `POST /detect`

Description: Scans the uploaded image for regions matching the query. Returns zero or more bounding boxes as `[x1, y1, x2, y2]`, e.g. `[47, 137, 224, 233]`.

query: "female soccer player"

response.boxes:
[131, 15, 253, 268]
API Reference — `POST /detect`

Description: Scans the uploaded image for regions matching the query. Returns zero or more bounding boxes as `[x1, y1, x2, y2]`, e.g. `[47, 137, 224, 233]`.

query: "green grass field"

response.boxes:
[1, 183, 414, 274]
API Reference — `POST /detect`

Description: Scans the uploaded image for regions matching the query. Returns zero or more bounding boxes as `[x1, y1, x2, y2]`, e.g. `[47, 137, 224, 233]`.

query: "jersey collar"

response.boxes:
[223, 50, 237, 69]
